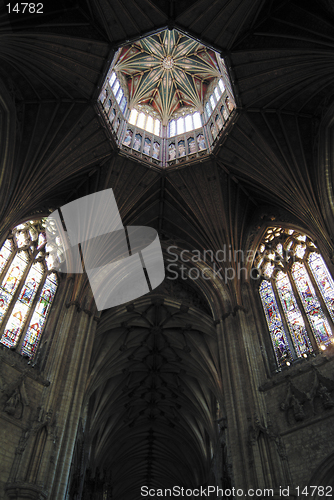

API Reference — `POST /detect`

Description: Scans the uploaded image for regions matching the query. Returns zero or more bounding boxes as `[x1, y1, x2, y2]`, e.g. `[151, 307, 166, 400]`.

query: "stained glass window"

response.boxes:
[308, 253, 334, 322]
[21, 273, 57, 357]
[259, 280, 292, 365]
[292, 262, 332, 346]
[275, 271, 312, 357]
[0, 240, 13, 274]
[0, 220, 58, 358]
[257, 228, 334, 367]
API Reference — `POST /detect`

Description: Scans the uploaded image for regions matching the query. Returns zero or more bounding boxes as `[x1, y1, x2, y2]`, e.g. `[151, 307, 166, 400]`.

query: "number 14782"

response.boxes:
[296, 486, 332, 496]
[6, 3, 43, 13]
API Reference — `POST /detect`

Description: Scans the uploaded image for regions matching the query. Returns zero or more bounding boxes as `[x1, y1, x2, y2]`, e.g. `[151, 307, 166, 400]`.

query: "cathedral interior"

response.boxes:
[1, 0, 334, 499]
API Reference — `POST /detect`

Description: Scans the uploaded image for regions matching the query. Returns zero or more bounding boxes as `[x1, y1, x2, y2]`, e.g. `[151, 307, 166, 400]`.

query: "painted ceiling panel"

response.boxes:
[114, 29, 222, 123]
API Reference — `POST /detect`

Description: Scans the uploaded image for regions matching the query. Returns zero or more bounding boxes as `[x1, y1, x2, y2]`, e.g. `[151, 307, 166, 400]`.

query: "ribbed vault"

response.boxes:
[84, 297, 221, 498]
[1, 0, 334, 496]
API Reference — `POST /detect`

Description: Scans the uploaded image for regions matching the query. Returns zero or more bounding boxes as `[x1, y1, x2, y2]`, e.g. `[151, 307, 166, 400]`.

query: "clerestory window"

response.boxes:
[255, 228, 334, 367]
[0, 220, 58, 358]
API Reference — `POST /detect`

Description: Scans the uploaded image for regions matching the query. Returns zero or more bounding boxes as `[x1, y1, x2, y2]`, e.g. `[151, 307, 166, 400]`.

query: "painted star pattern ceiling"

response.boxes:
[114, 29, 222, 124]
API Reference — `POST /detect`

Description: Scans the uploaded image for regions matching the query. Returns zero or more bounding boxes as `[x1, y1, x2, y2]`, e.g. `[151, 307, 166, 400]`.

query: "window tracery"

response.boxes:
[256, 228, 334, 367]
[0, 220, 58, 358]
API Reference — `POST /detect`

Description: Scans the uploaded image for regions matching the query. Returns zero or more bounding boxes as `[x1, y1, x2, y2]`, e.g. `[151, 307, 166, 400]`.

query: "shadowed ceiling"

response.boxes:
[1, 0, 334, 497]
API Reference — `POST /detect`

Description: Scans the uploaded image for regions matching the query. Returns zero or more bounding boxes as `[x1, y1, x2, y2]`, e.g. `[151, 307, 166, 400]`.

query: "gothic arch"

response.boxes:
[308, 451, 334, 491]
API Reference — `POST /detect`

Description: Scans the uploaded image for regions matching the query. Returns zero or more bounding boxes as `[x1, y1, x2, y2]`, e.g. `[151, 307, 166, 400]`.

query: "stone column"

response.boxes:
[5, 274, 99, 500]
[215, 281, 292, 493]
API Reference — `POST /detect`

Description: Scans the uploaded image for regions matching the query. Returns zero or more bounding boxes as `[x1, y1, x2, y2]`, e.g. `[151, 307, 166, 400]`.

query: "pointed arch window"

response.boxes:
[0, 220, 58, 358]
[256, 228, 334, 367]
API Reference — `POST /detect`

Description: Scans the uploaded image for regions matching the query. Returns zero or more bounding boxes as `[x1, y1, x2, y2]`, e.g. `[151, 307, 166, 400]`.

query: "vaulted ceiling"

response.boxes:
[1, 0, 334, 497]
[113, 28, 222, 122]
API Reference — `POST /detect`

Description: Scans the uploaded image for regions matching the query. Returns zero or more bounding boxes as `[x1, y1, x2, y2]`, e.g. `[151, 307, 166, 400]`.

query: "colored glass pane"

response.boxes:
[18, 262, 44, 306]
[37, 232, 46, 250]
[0, 222, 58, 357]
[275, 271, 312, 356]
[262, 261, 275, 278]
[295, 244, 305, 258]
[292, 262, 333, 345]
[308, 253, 334, 322]
[276, 244, 283, 258]
[16, 231, 30, 248]
[2, 252, 29, 295]
[29, 226, 38, 241]
[1, 302, 29, 348]
[0, 289, 13, 323]
[0, 240, 13, 274]
[21, 274, 57, 357]
[259, 280, 292, 365]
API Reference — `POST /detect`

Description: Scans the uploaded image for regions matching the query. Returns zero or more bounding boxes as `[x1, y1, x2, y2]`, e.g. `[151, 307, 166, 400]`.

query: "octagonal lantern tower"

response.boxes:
[98, 28, 236, 169]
